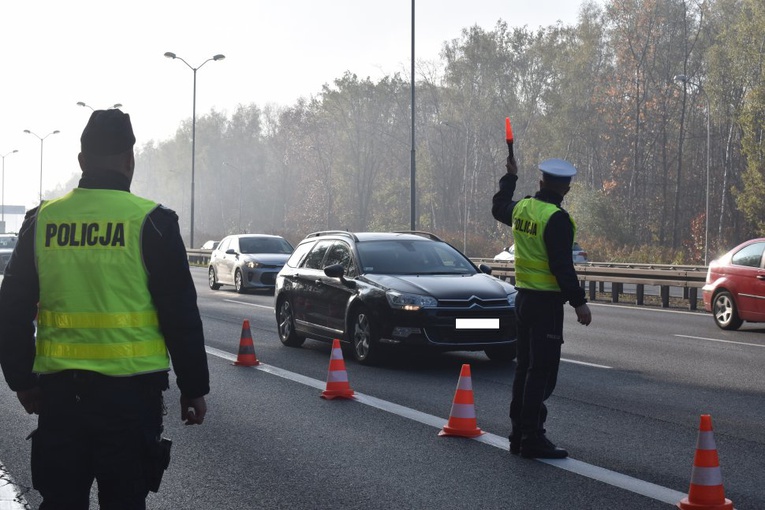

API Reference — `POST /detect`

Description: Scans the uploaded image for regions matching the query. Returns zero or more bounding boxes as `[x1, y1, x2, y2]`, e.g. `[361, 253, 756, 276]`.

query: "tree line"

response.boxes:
[110, 0, 764, 263]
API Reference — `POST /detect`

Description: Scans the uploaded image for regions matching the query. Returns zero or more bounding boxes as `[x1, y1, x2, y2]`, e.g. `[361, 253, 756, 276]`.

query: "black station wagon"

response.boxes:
[274, 231, 518, 364]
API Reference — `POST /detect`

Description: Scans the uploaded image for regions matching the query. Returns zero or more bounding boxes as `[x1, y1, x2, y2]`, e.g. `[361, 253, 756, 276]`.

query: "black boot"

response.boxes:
[509, 430, 521, 455]
[520, 434, 568, 459]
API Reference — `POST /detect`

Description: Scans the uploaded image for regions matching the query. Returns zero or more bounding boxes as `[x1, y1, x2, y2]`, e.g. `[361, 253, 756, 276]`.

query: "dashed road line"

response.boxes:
[674, 334, 765, 348]
[561, 358, 612, 369]
[222, 299, 272, 310]
[206, 346, 687, 506]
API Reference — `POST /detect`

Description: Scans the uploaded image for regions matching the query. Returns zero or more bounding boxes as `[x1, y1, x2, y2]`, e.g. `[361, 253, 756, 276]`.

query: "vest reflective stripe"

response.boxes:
[35, 338, 168, 360]
[512, 198, 576, 291]
[34, 189, 170, 376]
[37, 310, 159, 329]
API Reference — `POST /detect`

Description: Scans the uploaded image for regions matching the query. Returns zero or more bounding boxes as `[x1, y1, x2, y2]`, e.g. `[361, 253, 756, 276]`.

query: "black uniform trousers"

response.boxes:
[31, 370, 164, 510]
[509, 290, 565, 436]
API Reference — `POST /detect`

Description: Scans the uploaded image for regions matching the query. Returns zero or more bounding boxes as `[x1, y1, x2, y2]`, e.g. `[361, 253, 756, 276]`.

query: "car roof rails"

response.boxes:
[392, 230, 443, 242]
[304, 230, 359, 242]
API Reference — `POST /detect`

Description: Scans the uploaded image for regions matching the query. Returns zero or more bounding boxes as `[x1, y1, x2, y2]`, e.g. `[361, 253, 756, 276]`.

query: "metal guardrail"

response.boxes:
[472, 259, 708, 311]
[187, 249, 213, 267]
[187, 249, 708, 311]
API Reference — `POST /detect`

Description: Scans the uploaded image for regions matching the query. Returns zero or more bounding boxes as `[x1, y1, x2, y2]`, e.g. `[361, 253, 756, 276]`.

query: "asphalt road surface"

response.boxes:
[1, 267, 763, 509]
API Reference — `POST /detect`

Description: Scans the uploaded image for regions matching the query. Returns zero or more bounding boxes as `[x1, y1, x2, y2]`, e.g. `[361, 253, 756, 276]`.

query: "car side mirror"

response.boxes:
[324, 264, 356, 288]
[479, 263, 492, 275]
[226, 249, 237, 256]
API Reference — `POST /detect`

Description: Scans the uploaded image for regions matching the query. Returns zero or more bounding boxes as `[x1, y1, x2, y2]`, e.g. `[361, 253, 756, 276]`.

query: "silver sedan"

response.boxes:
[208, 234, 293, 293]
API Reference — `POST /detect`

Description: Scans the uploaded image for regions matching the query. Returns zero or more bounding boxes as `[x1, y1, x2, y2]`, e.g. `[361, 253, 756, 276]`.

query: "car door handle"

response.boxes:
[757, 275, 765, 280]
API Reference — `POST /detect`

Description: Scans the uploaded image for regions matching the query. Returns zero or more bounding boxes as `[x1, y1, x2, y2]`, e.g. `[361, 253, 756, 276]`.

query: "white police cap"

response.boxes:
[539, 158, 577, 179]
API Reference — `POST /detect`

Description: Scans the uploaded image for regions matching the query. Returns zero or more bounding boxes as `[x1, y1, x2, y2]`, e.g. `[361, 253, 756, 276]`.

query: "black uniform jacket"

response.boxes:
[0, 170, 210, 399]
[492, 173, 587, 308]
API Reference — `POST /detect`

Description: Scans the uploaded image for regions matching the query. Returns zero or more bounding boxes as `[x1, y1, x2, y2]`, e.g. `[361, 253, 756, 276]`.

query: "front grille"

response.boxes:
[259, 272, 277, 285]
[423, 299, 516, 345]
[438, 296, 509, 308]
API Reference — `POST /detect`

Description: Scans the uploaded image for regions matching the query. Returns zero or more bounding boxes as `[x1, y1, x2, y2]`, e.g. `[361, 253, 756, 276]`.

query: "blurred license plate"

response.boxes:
[455, 318, 499, 330]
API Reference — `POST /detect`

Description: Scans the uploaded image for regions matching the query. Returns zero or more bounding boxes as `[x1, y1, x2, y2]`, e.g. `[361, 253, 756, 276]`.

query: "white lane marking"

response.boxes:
[223, 299, 273, 310]
[0, 460, 29, 509]
[206, 346, 686, 505]
[674, 334, 765, 349]
[561, 358, 612, 369]
[588, 302, 704, 316]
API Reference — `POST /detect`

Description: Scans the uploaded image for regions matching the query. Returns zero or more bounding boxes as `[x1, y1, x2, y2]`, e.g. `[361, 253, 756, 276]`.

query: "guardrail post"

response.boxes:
[611, 282, 620, 303]
[689, 288, 698, 311]
[636, 284, 644, 305]
[661, 286, 670, 308]
[589, 281, 596, 301]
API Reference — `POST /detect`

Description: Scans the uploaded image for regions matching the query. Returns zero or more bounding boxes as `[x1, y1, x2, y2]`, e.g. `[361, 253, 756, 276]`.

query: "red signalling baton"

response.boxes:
[505, 117, 515, 160]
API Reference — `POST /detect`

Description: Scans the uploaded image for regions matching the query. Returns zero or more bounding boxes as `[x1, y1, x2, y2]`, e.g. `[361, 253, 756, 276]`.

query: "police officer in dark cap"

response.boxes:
[0, 109, 210, 508]
[492, 154, 592, 459]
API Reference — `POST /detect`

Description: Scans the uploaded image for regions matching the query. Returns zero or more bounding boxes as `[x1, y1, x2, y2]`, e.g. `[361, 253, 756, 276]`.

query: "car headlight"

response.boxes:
[386, 290, 437, 311]
[245, 261, 262, 269]
[507, 291, 516, 308]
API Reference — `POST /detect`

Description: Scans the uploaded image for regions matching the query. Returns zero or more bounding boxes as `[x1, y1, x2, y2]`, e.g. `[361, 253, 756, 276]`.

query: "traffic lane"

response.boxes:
[192, 271, 764, 507]
[158, 353, 674, 509]
[196, 279, 765, 442]
[192, 296, 701, 507]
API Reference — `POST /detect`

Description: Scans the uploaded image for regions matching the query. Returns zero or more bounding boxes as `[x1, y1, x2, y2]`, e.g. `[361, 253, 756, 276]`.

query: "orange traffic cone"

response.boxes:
[232, 319, 260, 366]
[439, 364, 483, 438]
[321, 339, 355, 400]
[677, 415, 733, 510]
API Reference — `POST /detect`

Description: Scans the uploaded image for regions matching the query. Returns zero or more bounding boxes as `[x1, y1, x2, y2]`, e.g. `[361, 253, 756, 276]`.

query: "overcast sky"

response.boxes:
[0, 0, 598, 227]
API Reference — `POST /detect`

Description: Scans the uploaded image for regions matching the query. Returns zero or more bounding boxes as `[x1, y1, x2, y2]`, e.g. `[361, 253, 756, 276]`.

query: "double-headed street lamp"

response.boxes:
[164, 51, 226, 248]
[23, 129, 60, 203]
[673, 74, 711, 265]
[77, 101, 123, 111]
[1, 149, 19, 225]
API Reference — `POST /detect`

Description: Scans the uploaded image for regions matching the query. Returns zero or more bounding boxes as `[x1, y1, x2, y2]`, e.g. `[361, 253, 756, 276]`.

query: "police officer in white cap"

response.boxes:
[492, 154, 592, 459]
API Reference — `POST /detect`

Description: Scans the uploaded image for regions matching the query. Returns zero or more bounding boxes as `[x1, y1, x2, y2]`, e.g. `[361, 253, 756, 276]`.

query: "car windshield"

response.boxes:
[357, 239, 476, 275]
[0, 236, 17, 250]
[239, 237, 293, 254]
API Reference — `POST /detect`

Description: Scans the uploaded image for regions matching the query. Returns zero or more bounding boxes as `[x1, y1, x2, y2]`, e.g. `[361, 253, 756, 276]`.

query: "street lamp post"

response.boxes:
[23, 129, 60, 203]
[673, 74, 710, 265]
[410, 0, 416, 231]
[164, 51, 226, 248]
[77, 101, 123, 111]
[1, 149, 19, 227]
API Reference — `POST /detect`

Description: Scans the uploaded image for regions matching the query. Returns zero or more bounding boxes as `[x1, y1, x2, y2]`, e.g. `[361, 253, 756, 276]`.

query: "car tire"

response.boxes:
[234, 269, 246, 294]
[208, 267, 221, 290]
[349, 307, 383, 365]
[277, 298, 305, 347]
[712, 290, 743, 330]
[484, 344, 517, 362]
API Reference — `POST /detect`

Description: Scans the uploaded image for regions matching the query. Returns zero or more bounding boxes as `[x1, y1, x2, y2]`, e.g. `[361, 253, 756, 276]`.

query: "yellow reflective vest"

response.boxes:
[512, 198, 576, 291]
[34, 188, 170, 376]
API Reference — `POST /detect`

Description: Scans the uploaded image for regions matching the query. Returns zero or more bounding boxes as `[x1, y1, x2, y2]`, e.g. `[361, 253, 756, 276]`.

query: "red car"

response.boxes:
[702, 238, 765, 330]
